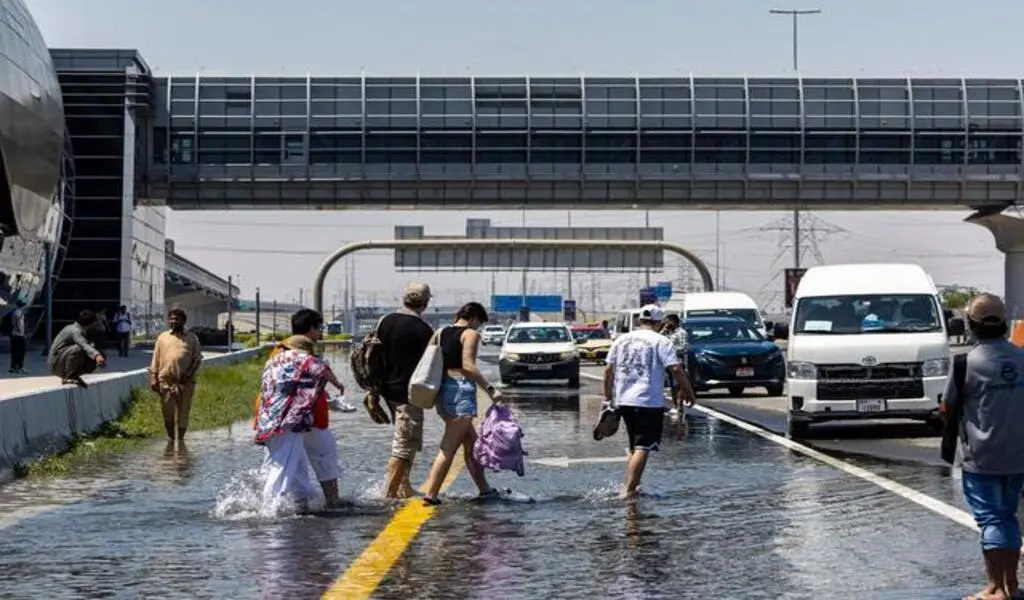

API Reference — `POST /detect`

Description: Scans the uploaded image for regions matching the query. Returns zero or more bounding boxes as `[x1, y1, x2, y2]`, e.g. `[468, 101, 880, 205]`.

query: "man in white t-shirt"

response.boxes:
[604, 304, 696, 501]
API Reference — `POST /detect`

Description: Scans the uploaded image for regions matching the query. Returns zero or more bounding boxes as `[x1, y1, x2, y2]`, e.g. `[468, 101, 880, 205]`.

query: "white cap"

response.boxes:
[639, 304, 664, 322]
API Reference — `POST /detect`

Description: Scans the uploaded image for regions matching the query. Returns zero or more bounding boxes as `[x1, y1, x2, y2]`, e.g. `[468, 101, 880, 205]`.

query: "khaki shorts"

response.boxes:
[386, 400, 424, 461]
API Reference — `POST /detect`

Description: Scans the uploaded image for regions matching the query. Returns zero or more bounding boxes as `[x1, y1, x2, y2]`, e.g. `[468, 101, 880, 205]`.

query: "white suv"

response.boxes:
[498, 323, 580, 388]
[480, 325, 506, 346]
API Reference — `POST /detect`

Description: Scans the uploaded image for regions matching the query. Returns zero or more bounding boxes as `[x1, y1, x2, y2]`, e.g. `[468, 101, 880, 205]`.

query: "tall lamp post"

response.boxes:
[769, 7, 821, 270]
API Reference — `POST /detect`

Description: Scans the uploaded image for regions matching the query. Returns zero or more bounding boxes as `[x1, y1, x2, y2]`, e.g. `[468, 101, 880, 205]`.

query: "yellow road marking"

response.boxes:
[322, 391, 486, 599]
[321, 454, 465, 600]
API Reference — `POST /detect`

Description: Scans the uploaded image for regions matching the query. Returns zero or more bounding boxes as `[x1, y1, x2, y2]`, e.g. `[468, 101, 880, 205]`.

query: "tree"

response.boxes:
[940, 286, 980, 310]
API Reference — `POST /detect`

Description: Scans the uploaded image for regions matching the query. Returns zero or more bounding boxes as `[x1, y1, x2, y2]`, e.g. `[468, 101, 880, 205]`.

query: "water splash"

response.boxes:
[210, 466, 321, 520]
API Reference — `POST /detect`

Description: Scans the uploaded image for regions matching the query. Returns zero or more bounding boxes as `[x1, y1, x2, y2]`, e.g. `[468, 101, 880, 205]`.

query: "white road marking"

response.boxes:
[578, 372, 982, 533]
[533, 456, 627, 468]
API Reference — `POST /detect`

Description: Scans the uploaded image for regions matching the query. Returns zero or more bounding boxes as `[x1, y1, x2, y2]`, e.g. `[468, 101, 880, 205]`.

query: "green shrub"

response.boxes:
[21, 350, 268, 477]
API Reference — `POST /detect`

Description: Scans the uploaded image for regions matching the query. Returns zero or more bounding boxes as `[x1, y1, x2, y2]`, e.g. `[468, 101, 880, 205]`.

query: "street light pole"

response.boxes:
[770, 7, 821, 270]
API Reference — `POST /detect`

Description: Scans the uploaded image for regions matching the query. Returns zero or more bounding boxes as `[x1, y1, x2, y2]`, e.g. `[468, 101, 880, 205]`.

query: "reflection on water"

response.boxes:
[248, 520, 340, 598]
[157, 440, 196, 483]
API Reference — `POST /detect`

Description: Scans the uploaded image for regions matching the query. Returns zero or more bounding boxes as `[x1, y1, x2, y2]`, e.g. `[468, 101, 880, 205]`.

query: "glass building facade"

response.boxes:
[147, 76, 1024, 209]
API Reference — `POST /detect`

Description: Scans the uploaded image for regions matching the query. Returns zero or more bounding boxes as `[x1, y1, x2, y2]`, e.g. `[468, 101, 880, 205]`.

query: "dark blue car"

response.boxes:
[683, 316, 786, 397]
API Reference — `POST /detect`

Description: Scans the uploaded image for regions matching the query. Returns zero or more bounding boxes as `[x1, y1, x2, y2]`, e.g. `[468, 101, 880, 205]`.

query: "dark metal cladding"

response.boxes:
[0, 0, 65, 238]
[146, 75, 1024, 210]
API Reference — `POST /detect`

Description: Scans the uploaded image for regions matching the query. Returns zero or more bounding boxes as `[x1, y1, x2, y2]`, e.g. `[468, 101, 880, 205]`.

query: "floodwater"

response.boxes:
[0, 349, 996, 599]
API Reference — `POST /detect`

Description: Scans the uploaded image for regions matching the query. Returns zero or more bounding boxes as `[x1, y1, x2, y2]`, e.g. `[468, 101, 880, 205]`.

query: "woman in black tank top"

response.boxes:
[422, 302, 505, 505]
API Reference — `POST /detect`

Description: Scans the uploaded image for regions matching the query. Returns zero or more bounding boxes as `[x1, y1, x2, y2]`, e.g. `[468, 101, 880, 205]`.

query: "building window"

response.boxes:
[283, 134, 306, 164]
[170, 134, 193, 165]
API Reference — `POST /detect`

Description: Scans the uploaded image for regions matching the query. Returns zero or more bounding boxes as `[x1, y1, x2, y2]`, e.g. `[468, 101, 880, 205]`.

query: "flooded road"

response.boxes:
[0, 348, 1001, 599]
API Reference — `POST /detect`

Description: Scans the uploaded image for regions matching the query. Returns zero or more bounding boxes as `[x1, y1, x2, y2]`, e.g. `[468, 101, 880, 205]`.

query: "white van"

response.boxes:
[784, 263, 950, 436]
[612, 308, 643, 339]
[664, 292, 767, 337]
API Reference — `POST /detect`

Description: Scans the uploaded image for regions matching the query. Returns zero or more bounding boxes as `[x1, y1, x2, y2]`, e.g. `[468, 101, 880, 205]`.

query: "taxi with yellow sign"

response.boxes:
[571, 325, 612, 364]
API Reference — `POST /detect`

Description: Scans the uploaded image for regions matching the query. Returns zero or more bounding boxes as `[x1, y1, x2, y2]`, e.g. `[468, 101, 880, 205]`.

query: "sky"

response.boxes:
[23, 0, 1022, 313]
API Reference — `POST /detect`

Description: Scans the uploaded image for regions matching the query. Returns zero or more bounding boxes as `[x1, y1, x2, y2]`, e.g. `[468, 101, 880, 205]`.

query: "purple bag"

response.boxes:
[473, 404, 527, 477]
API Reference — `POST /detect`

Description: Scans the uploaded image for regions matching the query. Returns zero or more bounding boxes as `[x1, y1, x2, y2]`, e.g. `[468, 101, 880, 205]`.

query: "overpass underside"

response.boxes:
[150, 174, 1019, 211]
[164, 280, 225, 329]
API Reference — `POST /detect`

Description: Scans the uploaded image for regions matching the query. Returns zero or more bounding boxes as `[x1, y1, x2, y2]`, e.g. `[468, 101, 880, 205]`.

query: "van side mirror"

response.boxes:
[773, 322, 790, 341]
[947, 316, 965, 338]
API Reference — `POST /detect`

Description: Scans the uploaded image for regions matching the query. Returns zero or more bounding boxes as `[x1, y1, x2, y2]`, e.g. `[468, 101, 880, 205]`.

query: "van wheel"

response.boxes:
[728, 386, 745, 397]
[567, 376, 580, 389]
[787, 419, 810, 439]
[765, 384, 784, 396]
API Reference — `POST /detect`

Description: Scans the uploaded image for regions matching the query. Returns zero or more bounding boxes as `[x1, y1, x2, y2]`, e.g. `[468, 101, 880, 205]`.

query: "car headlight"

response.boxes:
[922, 357, 950, 377]
[787, 361, 817, 380]
[501, 353, 520, 362]
[560, 351, 578, 361]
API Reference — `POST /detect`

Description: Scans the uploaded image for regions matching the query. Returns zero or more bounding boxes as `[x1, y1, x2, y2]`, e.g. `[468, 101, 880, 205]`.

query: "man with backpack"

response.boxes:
[2, 296, 27, 374]
[941, 293, 1024, 600]
[355, 283, 435, 499]
[112, 305, 133, 357]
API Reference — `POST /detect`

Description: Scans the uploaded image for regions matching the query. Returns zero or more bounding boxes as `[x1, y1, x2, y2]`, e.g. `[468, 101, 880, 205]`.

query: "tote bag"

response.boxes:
[408, 327, 446, 410]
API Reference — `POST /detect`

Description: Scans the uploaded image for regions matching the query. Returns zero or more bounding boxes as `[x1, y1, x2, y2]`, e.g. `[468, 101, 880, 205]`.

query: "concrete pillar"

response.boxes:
[164, 291, 224, 328]
[966, 210, 1024, 320]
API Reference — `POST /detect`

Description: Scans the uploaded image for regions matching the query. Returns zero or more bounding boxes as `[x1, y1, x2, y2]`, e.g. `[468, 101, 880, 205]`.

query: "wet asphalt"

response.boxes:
[0, 348, 1007, 599]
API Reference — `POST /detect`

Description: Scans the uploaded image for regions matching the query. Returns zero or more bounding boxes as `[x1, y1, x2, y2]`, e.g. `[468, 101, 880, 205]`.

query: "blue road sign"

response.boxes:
[654, 281, 672, 302]
[639, 288, 657, 306]
[563, 299, 577, 321]
[492, 294, 563, 313]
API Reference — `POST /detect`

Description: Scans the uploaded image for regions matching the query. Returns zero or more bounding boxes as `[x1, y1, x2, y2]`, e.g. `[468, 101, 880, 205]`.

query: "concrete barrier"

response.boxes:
[0, 348, 264, 482]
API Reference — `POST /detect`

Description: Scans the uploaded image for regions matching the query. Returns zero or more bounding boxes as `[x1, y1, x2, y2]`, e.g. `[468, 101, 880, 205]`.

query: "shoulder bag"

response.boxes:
[940, 352, 968, 465]
[408, 326, 447, 410]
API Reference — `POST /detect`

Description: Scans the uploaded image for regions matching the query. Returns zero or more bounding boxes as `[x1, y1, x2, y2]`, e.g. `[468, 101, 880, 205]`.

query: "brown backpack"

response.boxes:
[350, 315, 388, 392]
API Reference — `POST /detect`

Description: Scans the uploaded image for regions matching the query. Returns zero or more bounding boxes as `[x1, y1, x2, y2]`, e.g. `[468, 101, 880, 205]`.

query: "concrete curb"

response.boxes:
[0, 348, 263, 482]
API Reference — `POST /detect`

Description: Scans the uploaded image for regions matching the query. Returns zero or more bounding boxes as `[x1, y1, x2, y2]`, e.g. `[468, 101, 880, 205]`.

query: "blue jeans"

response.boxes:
[437, 377, 478, 420]
[962, 471, 1024, 552]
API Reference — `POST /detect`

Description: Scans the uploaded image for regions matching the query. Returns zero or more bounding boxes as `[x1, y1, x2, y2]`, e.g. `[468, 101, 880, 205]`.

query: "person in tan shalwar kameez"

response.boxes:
[149, 309, 203, 442]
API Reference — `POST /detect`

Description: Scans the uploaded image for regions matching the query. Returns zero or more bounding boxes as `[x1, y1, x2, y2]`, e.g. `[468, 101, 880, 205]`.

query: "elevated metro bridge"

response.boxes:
[143, 74, 1024, 211]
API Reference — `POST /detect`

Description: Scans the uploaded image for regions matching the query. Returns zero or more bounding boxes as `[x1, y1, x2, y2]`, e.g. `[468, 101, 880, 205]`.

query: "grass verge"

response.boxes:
[20, 351, 267, 478]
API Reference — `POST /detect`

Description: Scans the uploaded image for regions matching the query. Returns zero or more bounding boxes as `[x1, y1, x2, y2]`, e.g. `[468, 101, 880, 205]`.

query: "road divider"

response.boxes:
[0, 348, 263, 482]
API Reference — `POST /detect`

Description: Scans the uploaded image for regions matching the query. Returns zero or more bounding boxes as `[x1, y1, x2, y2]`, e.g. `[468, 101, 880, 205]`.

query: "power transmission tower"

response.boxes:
[748, 213, 847, 311]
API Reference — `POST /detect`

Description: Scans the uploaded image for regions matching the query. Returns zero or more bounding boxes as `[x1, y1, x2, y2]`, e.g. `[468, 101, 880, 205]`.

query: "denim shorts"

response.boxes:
[962, 470, 1024, 552]
[437, 377, 478, 420]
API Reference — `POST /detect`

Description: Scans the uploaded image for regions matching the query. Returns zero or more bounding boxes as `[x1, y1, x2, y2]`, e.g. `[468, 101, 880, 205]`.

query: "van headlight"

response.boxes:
[788, 361, 817, 380]
[501, 352, 520, 362]
[560, 350, 578, 361]
[922, 357, 950, 377]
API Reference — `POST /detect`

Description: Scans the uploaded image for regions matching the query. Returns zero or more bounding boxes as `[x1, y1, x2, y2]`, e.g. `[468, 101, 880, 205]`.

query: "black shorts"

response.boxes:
[618, 406, 665, 452]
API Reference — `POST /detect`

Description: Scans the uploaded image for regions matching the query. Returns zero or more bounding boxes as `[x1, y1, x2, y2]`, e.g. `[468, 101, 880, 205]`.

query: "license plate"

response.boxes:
[736, 367, 754, 377]
[856, 399, 886, 413]
[528, 364, 552, 371]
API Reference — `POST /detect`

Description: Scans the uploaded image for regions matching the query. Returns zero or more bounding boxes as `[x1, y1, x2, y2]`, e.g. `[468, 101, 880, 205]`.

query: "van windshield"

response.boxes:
[794, 294, 943, 335]
[686, 309, 761, 329]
